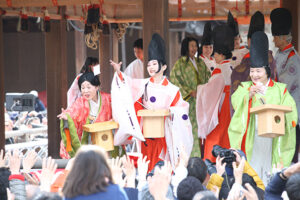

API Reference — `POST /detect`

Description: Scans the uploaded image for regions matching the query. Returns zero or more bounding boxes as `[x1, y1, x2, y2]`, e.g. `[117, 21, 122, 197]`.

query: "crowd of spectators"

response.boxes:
[0, 144, 300, 200]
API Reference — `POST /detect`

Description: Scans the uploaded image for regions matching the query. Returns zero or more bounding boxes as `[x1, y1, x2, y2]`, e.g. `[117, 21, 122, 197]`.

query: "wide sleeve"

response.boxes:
[228, 83, 251, 149]
[283, 55, 300, 123]
[111, 73, 145, 146]
[272, 88, 298, 167]
[196, 71, 225, 139]
[60, 98, 88, 157]
[67, 75, 81, 108]
[170, 58, 194, 100]
[164, 89, 194, 168]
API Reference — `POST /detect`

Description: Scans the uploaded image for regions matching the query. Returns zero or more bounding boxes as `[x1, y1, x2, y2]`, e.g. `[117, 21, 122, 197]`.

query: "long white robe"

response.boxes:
[111, 72, 193, 168]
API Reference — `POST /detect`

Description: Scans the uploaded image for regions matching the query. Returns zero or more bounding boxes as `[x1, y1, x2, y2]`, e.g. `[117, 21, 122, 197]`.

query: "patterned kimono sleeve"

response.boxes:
[60, 98, 87, 157]
[197, 59, 211, 84]
[272, 88, 298, 167]
[170, 59, 194, 100]
[284, 56, 300, 122]
[228, 83, 251, 149]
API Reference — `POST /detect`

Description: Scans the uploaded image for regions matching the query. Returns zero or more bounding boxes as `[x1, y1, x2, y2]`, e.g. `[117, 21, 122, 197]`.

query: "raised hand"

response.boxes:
[109, 60, 122, 73]
[232, 157, 246, 185]
[22, 150, 38, 173]
[148, 162, 172, 200]
[40, 157, 57, 192]
[137, 155, 150, 182]
[122, 156, 136, 188]
[57, 108, 68, 120]
[8, 149, 22, 175]
[243, 183, 259, 200]
[109, 156, 125, 187]
[283, 162, 300, 178]
[216, 156, 226, 176]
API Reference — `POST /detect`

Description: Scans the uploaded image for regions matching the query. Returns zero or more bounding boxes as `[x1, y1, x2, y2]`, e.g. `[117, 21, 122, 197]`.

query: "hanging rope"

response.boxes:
[85, 24, 99, 49]
[115, 23, 129, 42]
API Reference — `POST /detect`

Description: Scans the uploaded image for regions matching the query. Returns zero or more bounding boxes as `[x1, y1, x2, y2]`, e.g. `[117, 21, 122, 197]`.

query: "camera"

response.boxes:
[204, 159, 217, 175]
[212, 145, 236, 166]
[5, 93, 35, 112]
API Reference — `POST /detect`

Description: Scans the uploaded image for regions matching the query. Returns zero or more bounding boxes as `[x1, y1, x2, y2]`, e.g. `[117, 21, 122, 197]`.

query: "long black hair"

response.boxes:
[80, 57, 99, 73]
[181, 37, 200, 62]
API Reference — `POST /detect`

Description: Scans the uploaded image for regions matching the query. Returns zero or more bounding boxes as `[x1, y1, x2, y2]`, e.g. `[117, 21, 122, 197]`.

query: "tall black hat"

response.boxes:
[227, 11, 239, 37]
[248, 11, 265, 39]
[201, 22, 213, 46]
[270, 8, 292, 36]
[148, 33, 166, 65]
[213, 25, 234, 58]
[250, 31, 269, 68]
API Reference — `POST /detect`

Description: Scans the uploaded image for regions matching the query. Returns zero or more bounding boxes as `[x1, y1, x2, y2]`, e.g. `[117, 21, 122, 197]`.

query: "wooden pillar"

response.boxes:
[74, 30, 86, 74]
[142, 0, 169, 77]
[282, 0, 299, 51]
[45, 7, 68, 158]
[112, 30, 119, 62]
[0, 16, 4, 152]
[99, 31, 114, 93]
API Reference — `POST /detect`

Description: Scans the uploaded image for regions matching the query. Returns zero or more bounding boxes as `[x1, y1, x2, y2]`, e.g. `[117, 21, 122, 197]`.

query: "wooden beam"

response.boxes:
[0, 9, 273, 24]
[0, 16, 4, 152]
[142, 0, 169, 77]
[45, 7, 68, 158]
[0, 0, 141, 8]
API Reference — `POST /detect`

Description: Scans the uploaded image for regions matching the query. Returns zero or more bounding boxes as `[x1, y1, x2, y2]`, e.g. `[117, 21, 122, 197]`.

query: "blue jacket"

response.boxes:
[265, 172, 286, 200]
[65, 184, 128, 200]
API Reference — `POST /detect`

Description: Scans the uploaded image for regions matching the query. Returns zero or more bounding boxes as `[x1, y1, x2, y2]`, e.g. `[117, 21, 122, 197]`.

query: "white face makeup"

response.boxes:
[80, 81, 99, 101]
[147, 60, 166, 78]
[202, 45, 213, 58]
[250, 67, 268, 85]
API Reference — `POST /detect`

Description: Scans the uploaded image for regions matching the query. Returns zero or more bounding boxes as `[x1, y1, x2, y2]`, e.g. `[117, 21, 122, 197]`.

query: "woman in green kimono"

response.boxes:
[170, 37, 211, 157]
[228, 32, 297, 184]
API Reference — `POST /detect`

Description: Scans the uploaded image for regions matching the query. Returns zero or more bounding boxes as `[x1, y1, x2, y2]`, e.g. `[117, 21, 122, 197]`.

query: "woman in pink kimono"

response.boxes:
[67, 57, 99, 108]
[58, 72, 112, 159]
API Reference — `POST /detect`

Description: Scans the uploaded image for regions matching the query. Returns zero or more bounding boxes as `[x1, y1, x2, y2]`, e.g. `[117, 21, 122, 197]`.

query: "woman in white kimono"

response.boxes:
[110, 33, 193, 171]
[197, 24, 234, 162]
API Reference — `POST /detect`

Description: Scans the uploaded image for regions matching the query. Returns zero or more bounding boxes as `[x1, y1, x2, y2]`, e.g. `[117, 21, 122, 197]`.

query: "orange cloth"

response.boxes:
[203, 85, 231, 162]
[64, 129, 72, 152]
